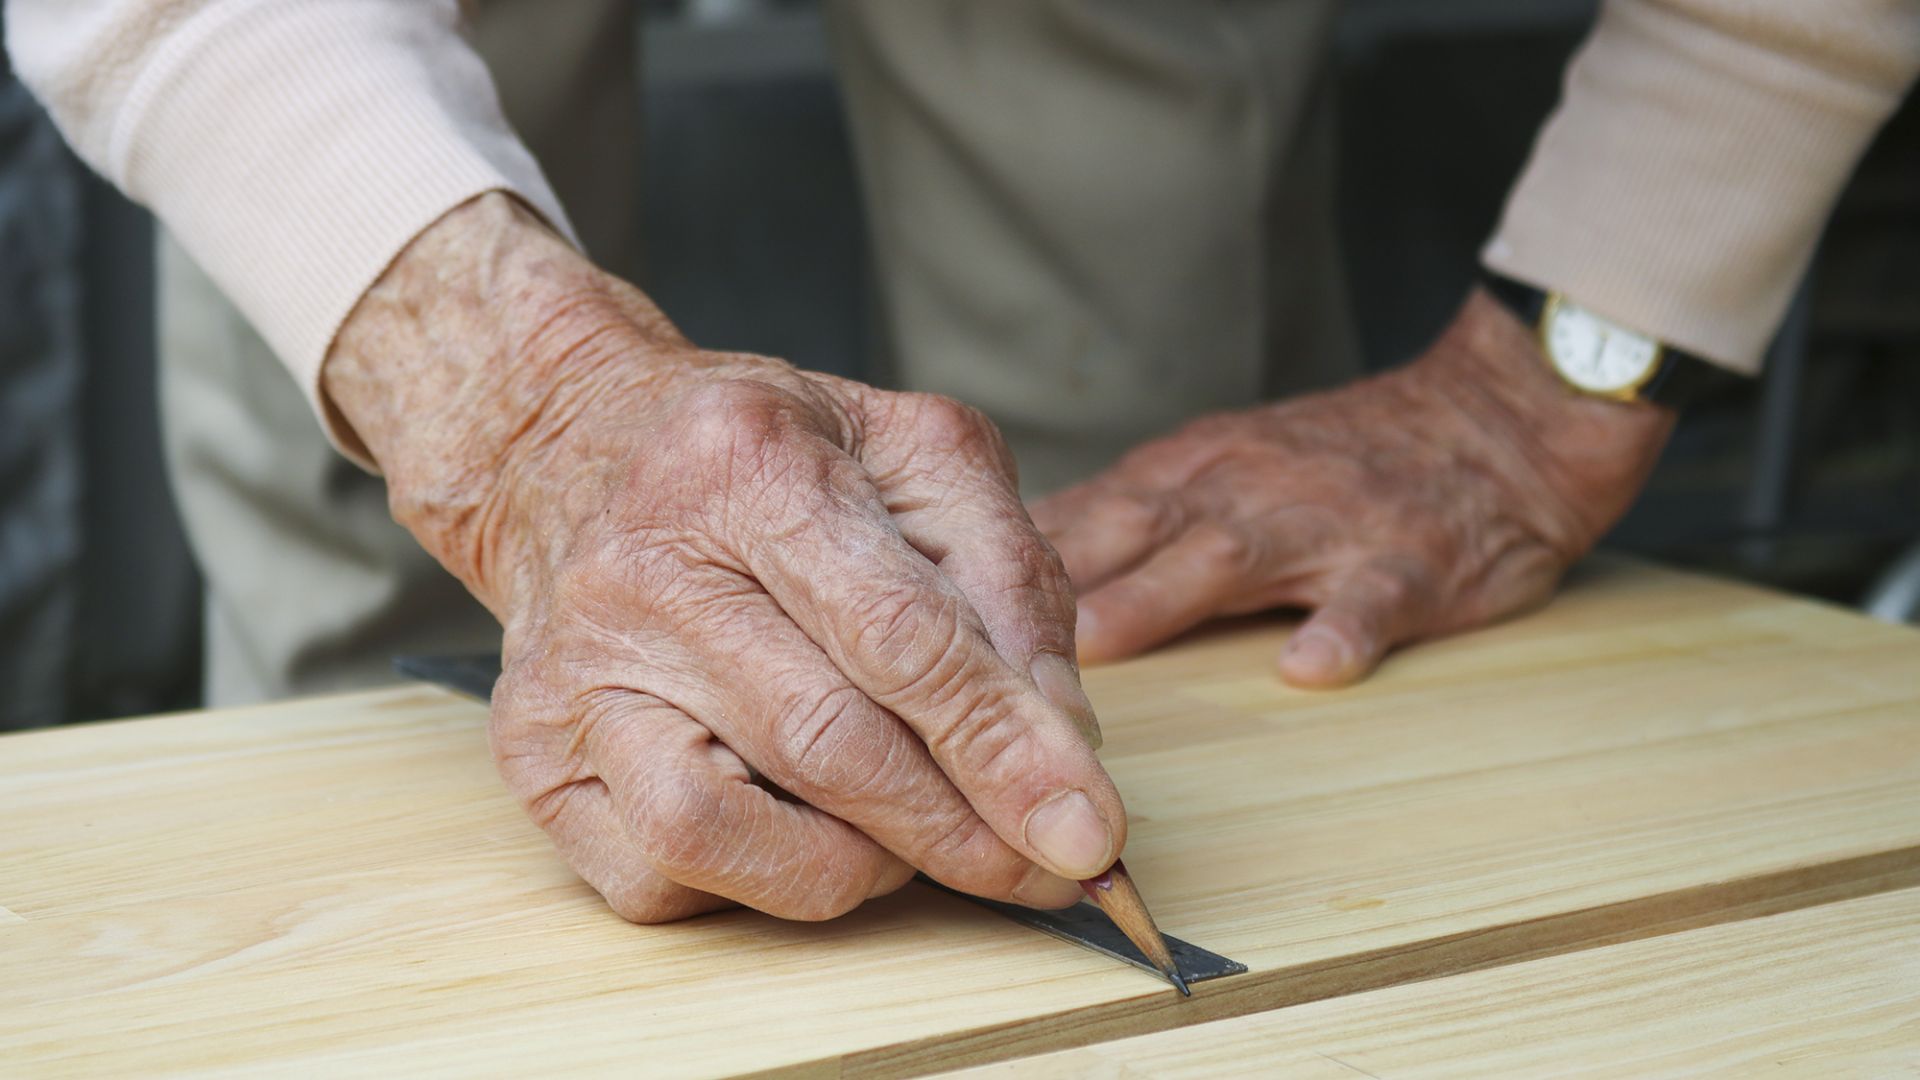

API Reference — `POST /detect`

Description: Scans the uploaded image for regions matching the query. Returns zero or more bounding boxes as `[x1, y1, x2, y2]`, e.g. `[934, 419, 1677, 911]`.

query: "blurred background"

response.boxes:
[3, 0, 1917, 730]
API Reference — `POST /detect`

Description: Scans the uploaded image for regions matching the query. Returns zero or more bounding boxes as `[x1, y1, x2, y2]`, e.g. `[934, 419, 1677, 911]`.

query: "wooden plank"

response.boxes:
[3, 559, 1919, 1077]
[944, 886, 1920, 1078]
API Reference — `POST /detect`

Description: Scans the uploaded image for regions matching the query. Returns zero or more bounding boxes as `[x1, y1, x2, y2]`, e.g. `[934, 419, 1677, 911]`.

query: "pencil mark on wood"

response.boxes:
[1318, 1051, 1383, 1078]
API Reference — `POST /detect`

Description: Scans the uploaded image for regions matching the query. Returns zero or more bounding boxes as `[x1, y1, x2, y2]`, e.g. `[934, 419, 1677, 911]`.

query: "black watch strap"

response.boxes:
[1480, 271, 1549, 329]
[1479, 271, 1745, 410]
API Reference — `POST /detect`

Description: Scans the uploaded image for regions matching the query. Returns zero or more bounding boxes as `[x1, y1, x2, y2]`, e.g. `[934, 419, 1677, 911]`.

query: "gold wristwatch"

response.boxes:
[1481, 271, 1743, 409]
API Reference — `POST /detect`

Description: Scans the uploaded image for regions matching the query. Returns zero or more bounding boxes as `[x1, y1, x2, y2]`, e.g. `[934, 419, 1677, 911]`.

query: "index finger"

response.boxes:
[865, 395, 1101, 746]
[736, 441, 1128, 882]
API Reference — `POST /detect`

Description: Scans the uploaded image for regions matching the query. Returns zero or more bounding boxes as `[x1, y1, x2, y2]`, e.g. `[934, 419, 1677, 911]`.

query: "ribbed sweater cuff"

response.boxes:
[1484, 0, 1920, 373]
[108, 0, 576, 468]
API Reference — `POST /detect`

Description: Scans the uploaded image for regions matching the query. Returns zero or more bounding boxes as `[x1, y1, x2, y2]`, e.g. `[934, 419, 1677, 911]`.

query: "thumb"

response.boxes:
[1278, 561, 1433, 689]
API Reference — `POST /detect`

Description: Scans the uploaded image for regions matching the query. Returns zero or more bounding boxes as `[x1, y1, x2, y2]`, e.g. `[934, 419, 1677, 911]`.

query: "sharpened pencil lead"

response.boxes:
[1079, 859, 1190, 995]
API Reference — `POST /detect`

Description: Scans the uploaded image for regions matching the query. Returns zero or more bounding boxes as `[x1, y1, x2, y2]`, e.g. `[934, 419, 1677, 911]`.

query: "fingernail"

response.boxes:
[1074, 604, 1099, 652]
[1030, 652, 1102, 749]
[1012, 864, 1086, 909]
[1024, 790, 1114, 879]
[1282, 629, 1353, 682]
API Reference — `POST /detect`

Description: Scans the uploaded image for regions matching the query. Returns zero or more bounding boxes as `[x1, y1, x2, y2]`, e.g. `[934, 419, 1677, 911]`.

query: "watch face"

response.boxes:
[1543, 297, 1661, 396]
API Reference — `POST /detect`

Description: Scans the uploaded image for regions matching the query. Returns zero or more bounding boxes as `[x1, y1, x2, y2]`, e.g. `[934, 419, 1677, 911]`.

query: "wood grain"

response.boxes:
[944, 885, 1920, 1078]
[4, 558, 1919, 1077]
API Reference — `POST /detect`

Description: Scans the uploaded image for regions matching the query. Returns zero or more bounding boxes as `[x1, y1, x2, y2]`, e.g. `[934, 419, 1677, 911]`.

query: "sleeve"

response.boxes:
[3, 0, 579, 464]
[1482, 0, 1920, 373]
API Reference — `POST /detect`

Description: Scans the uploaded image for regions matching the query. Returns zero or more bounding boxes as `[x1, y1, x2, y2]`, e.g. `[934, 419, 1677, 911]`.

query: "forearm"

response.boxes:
[5, 0, 574, 464]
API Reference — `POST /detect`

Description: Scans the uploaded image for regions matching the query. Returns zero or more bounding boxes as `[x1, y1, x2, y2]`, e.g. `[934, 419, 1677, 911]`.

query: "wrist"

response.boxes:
[1410, 289, 1675, 551]
[322, 193, 689, 613]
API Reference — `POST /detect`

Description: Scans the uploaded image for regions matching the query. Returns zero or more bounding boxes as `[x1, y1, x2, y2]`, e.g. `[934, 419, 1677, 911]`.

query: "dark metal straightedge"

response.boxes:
[917, 878, 1246, 986]
[395, 653, 502, 702]
[395, 653, 1250, 988]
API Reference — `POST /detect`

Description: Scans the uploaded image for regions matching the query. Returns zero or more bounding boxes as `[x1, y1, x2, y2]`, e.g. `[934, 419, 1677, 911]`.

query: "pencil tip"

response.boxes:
[1081, 860, 1192, 995]
[1168, 968, 1192, 997]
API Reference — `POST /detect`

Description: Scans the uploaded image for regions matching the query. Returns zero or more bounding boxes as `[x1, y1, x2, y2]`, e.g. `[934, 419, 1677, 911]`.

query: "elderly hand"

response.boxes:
[324, 194, 1123, 922]
[1032, 290, 1676, 687]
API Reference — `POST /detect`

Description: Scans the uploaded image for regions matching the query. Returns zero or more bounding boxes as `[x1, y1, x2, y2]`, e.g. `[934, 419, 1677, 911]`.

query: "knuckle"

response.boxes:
[977, 532, 1077, 624]
[1028, 535, 1075, 595]
[904, 393, 1015, 475]
[916, 808, 1020, 886]
[630, 770, 726, 876]
[621, 539, 716, 618]
[773, 685, 872, 783]
[913, 393, 992, 446]
[1344, 567, 1428, 636]
[673, 380, 796, 473]
[846, 584, 968, 698]
[600, 871, 693, 925]
[1372, 571, 1415, 609]
[849, 583, 930, 653]
[675, 380, 763, 445]
[521, 777, 589, 831]
[1362, 557, 1426, 606]
[1187, 522, 1254, 573]
[486, 670, 588, 792]
[922, 690, 1024, 776]
[983, 530, 1046, 585]
[1103, 492, 1170, 539]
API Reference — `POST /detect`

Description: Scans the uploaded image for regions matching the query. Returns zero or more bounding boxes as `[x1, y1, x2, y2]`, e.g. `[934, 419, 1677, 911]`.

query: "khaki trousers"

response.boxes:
[160, 0, 1358, 706]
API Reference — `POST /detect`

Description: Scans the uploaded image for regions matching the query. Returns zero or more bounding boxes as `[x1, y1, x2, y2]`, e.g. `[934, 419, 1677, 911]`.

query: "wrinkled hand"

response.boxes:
[1032, 291, 1676, 687]
[325, 194, 1123, 922]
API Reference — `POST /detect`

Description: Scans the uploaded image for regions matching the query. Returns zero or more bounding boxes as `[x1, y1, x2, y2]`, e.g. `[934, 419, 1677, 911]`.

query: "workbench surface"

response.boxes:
[947, 886, 1920, 1078]
[5, 559, 1918, 1076]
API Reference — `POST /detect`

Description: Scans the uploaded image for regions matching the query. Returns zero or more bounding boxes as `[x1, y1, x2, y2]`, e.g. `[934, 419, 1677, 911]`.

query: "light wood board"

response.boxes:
[945, 885, 1920, 1078]
[4, 559, 1919, 1076]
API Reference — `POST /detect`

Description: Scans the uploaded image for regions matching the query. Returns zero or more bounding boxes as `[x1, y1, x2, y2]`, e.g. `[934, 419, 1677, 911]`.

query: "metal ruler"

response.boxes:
[395, 653, 1248, 988]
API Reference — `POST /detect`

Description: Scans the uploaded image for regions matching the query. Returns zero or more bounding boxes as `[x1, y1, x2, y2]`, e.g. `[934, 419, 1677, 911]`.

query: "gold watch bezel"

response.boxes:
[1537, 291, 1666, 403]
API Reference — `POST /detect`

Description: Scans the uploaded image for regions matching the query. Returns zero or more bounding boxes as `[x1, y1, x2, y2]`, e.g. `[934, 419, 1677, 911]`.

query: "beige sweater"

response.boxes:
[6, 1, 1918, 453]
